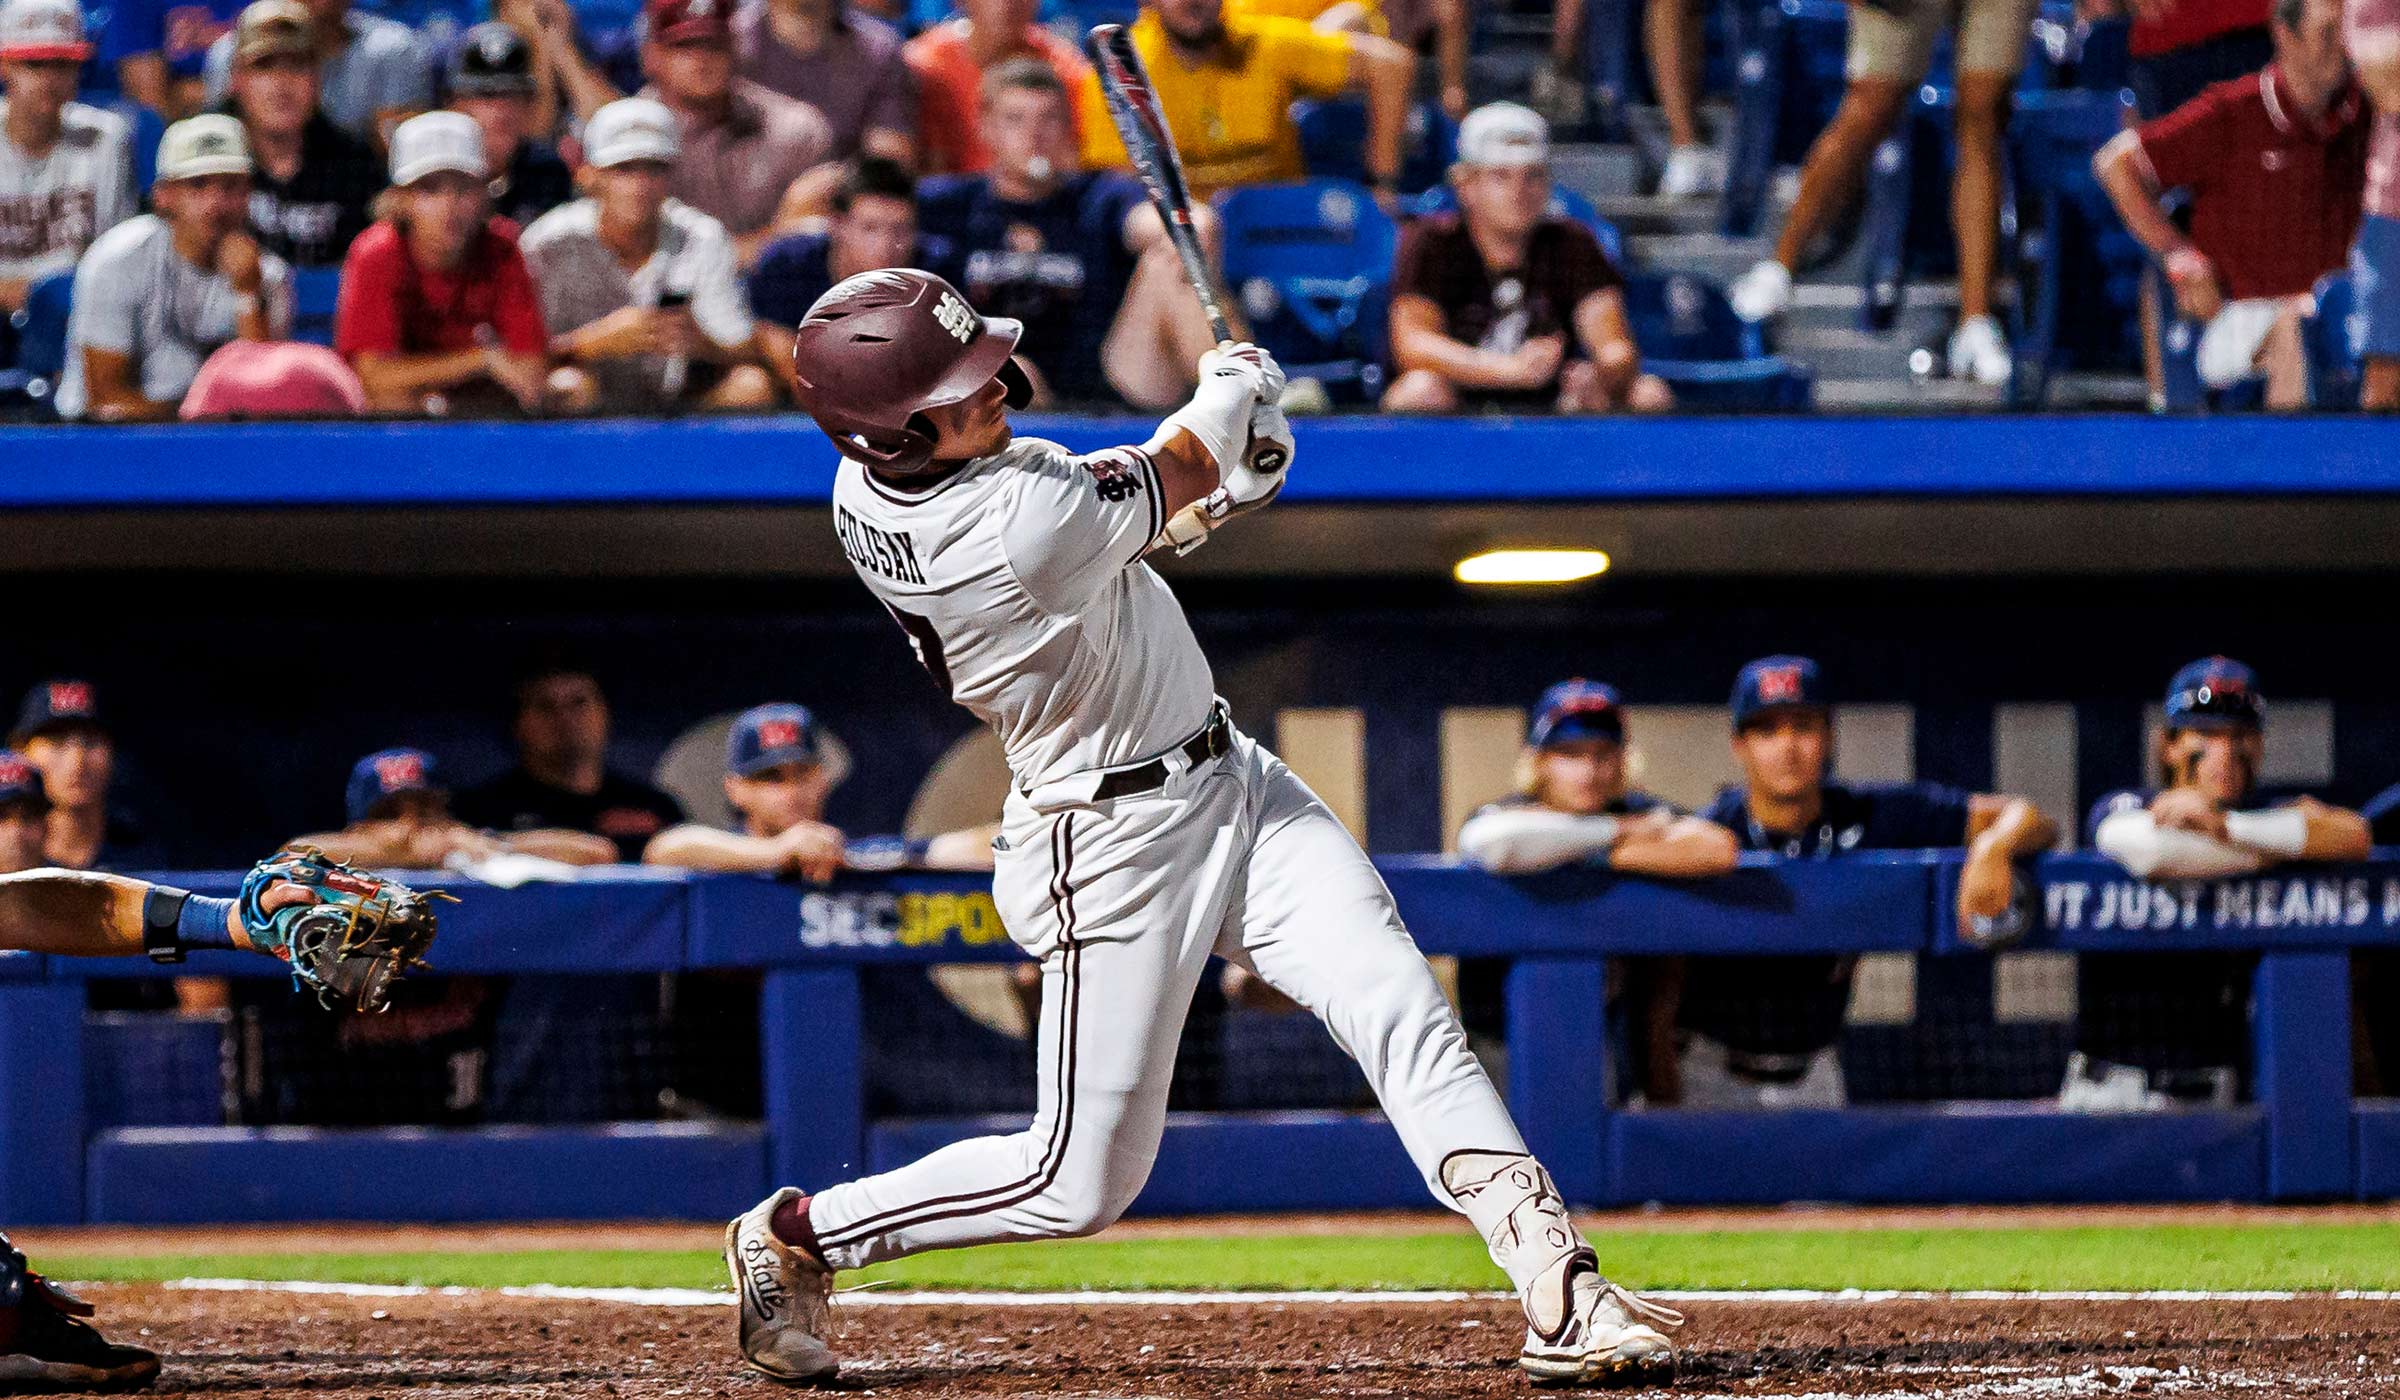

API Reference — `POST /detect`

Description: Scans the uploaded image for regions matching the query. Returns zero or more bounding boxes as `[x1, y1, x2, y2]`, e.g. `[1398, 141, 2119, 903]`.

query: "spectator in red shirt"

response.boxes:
[334, 109, 554, 414]
[903, 0, 1090, 175]
[2095, 0, 2364, 406]
[1383, 103, 1669, 414]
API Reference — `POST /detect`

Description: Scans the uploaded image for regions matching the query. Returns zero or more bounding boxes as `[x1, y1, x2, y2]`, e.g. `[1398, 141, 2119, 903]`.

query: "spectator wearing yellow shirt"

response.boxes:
[1078, 0, 1416, 201]
[1230, 0, 1467, 119]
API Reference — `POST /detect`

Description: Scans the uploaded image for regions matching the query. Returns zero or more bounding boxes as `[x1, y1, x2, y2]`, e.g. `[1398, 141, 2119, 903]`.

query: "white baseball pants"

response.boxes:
[806, 728, 1535, 1271]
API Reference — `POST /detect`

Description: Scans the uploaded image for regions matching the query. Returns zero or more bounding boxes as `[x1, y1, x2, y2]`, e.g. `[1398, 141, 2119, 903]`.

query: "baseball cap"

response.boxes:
[584, 96, 680, 169]
[345, 747, 445, 825]
[727, 703, 821, 777]
[156, 114, 252, 182]
[1528, 679, 1624, 749]
[1730, 654, 1827, 728]
[10, 678, 103, 746]
[643, 0, 730, 45]
[0, 751, 48, 814]
[389, 109, 487, 186]
[2164, 656, 2263, 732]
[449, 20, 536, 97]
[0, 0, 92, 61]
[231, 0, 313, 65]
[1456, 101, 1549, 169]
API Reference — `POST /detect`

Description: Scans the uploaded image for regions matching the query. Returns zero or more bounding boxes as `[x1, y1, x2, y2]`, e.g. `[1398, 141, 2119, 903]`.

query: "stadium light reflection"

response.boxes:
[1453, 549, 1612, 586]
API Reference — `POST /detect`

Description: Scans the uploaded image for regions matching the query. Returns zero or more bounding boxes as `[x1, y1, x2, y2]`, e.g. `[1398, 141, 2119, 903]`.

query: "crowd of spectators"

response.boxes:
[7, 0, 2400, 418]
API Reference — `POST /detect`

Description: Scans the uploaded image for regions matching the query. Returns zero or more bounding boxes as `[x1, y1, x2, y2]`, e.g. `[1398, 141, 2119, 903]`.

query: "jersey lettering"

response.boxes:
[835, 504, 928, 585]
[885, 603, 954, 698]
[1086, 450, 1147, 504]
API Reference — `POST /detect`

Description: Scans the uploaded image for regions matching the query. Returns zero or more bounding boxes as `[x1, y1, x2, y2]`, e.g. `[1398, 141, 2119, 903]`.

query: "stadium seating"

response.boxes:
[1620, 269, 1814, 408]
[2303, 269, 2364, 410]
[289, 266, 345, 349]
[1293, 97, 1459, 197]
[0, 270, 76, 419]
[1405, 182, 1629, 265]
[1720, 0, 1849, 237]
[1216, 178, 1398, 403]
[2005, 87, 2140, 407]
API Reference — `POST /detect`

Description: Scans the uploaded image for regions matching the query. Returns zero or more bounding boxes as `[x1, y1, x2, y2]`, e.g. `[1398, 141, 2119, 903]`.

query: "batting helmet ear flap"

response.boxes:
[998, 356, 1035, 410]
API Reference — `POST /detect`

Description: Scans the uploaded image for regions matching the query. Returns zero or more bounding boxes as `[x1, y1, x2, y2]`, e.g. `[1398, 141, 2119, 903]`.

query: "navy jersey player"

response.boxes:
[1675, 656, 2058, 1108]
[2074, 657, 2370, 1109]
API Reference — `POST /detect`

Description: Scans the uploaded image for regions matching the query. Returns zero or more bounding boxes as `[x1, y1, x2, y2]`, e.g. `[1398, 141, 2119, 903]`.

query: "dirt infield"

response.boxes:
[76, 1284, 2400, 1399]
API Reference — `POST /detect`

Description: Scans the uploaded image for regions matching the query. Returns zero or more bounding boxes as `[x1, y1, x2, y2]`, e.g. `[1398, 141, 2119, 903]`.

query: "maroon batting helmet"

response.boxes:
[790, 268, 1034, 476]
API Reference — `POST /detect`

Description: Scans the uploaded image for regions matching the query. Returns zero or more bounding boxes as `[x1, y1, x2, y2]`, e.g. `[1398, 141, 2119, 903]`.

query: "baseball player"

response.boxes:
[0, 842, 441, 1390]
[724, 268, 1684, 1388]
[291, 747, 618, 870]
[2074, 657, 2370, 1108]
[1677, 656, 2058, 1108]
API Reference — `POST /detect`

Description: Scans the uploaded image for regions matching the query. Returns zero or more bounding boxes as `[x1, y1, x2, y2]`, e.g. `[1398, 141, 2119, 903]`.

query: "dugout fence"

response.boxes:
[4, 852, 2395, 1224]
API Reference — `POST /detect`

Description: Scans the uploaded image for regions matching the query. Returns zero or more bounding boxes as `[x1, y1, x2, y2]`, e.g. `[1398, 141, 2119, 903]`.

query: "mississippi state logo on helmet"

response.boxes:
[788, 269, 1034, 476]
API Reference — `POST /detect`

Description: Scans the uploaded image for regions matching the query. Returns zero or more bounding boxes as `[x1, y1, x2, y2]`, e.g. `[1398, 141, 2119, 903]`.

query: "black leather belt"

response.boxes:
[1091, 706, 1233, 801]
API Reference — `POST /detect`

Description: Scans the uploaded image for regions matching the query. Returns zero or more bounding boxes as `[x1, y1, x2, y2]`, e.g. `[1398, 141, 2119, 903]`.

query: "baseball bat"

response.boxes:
[1087, 22, 1261, 556]
[1085, 23, 1236, 348]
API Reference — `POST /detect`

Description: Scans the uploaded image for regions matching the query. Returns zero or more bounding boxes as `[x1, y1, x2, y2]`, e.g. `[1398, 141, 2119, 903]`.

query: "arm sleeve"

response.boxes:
[686, 217, 754, 347]
[2094, 808, 2268, 879]
[260, 254, 292, 339]
[201, 32, 230, 105]
[332, 232, 403, 358]
[94, 122, 138, 240]
[1262, 19, 1358, 99]
[998, 444, 1168, 614]
[1457, 804, 1622, 874]
[492, 242, 549, 355]
[2132, 90, 2225, 193]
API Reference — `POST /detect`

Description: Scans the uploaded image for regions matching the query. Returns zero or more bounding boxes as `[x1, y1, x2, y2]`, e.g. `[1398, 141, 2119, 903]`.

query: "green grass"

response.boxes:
[40, 1223, 2400, 1294]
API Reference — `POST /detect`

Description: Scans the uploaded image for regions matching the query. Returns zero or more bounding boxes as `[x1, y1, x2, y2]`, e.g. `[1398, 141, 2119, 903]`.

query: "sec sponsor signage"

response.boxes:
[2045, 873, 2400, 937]
[798, 889, 1010, 952]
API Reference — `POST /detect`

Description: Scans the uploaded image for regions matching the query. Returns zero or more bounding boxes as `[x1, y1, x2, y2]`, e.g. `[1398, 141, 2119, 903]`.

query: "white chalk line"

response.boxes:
[151, 1278, 2400, 1308]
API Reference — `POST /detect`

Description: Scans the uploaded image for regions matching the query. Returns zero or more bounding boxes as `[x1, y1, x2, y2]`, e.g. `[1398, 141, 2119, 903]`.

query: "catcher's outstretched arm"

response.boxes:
[0, 868, 260, 958]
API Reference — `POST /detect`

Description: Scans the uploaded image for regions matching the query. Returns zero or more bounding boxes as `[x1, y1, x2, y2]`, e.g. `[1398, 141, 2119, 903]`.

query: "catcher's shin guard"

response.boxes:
[726, 1188, 837, 1384]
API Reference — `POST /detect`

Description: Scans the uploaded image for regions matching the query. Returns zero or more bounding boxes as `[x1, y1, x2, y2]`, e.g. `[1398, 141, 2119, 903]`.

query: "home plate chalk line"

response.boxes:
[153, 1279, 2400, 1308]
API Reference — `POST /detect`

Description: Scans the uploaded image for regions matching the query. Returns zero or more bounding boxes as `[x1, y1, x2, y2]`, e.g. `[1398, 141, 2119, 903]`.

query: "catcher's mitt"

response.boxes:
[239, 846, 452, 1012]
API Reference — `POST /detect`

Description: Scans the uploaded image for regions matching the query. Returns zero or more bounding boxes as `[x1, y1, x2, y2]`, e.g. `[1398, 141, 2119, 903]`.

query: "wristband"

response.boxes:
[143, 887, 239, 962]
[2223, 806, 2308, 857]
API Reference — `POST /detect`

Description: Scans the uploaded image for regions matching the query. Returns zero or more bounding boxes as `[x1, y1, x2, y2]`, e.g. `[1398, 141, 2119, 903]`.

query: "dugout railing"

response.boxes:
[2, 852, 2393, 1224]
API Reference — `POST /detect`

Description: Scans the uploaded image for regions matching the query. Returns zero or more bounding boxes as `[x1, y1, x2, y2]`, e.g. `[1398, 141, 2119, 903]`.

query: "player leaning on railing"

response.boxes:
[725, 266, 1685, 1390]
[0, 847, 448, 1389]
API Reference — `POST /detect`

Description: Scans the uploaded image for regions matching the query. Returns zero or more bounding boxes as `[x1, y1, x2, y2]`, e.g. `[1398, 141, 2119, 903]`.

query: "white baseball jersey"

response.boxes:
[830, 435, 1215, 788]
[0, 100, 136, 284]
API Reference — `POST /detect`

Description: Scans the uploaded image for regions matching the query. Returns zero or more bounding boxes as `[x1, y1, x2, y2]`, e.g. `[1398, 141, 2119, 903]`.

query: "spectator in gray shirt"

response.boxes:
[730, 0, 912, 165]
[523, 96, 774, 413]
[0, 0, 135, 312]
[634, 0, 829, 267]
[59, 115, 291, 419]
[203, 0, 432, 144]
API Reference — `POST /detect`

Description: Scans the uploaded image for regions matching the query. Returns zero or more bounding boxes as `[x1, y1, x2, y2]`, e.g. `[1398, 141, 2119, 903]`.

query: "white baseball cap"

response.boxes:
[155, 114, 252, 182]
[0, 0, 92, 60]
[1456, 102, 1550, 170]
[585, 97, 680, 169]
[389, 110, 487, 186]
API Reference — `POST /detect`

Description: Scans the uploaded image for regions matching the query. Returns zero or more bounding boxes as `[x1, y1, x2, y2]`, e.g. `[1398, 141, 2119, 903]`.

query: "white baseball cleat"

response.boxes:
[725, 1187, 838, 1384]
[1517, 1252, 1685, 1388]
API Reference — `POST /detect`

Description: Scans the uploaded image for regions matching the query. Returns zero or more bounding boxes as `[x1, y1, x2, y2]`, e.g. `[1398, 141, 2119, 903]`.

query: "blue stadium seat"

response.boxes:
[1720, 0, 1849, 237]
[1216, 178, 1397, 402]
[289, 266, 344, 348]
[2302, 269, 2362, 409]
[2005, 87, 2140, 406]
[0, 270, 76, 418]
[1405, 183, 1628, 266]
[1621, 270, 1815, 409]
[1855, 89, 1962, 332]
[1293, 98, 1457, 197]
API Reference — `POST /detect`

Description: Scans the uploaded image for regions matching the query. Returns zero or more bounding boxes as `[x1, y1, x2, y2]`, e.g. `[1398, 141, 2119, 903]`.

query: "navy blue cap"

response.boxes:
[727, 703, 820, 777]
[1731, 654, 1826, 727]
[0, 750, 48, 812]
[2164, 656, 2263, 732]
[10, 678, 103, 746]
[1528, 679, 1624, 748]
[346, 747, 444, 824]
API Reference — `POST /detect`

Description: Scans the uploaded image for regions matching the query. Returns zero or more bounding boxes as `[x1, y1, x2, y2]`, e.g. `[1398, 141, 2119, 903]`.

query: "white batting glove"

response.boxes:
[1198, 342, 1286, 407]
[1215, 399, 1294, 512]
